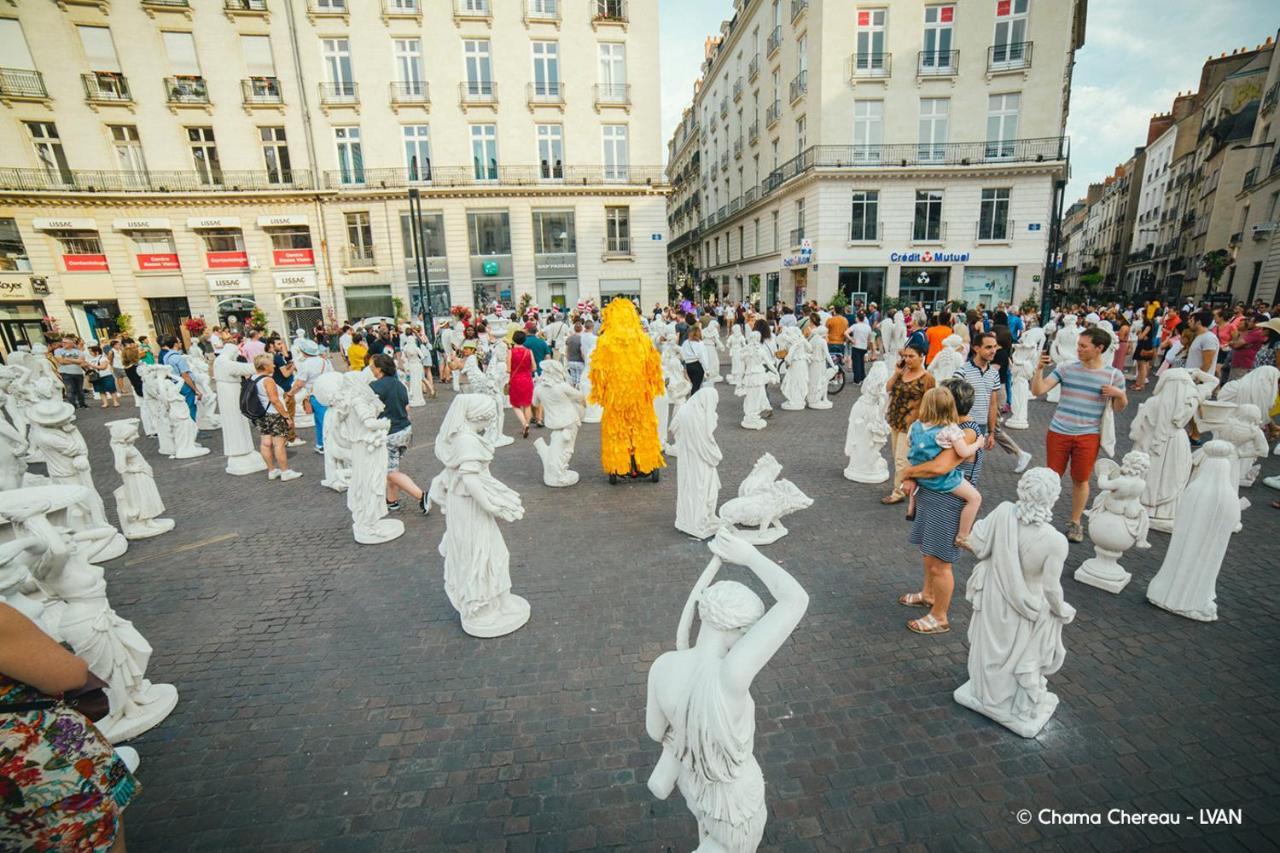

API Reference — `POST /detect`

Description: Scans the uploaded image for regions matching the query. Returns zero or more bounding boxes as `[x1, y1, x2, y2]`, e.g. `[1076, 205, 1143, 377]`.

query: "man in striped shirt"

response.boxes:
[956, 332, 1033, 474]
[1032, 326, 1128, 542]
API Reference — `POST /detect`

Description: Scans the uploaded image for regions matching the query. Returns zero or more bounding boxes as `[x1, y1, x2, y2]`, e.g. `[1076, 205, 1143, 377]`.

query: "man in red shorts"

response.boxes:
[1031, 325, 1128, 542]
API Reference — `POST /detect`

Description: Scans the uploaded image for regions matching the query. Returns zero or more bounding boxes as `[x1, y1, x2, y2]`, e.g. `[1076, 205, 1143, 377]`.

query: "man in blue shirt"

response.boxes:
[160, 335, 200, 421]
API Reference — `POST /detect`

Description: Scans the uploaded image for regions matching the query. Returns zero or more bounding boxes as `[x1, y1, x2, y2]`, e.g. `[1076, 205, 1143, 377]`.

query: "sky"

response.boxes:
[657, 0, 1279, 202]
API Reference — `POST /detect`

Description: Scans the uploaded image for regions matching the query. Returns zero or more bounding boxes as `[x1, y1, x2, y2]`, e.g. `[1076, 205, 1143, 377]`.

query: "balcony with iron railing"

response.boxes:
[988, 41, 1033, 72]
[918, 50, 958, 77]
[719, 96, 729, 118]
[527, 81, 564, 107]
[733, 78, 744, 102]
[720, 152, 730, 172]
[165, 76, 209, 105]
[748, 54, 760, 81]
[594, 82, 630, 109]
[382, 0, 419, 19]
[976, 220, 1014, 243]
[912, 221, 947, 244]
[766, 99, 781, 128]
[0, 167, 312, 193]
[453, 0, 491, 23]
[347, 245, 376, 268]
[748, 120, 760, 145]
[789, 70, 807, 103]
[321, 164, 664, 190]
[224, 0, 268, 12]
[524, 0, 559, 25]
[308, 0, 347, 19]
[790, 0, 807, 22]
[390, 80, 430, 106]
[850, 53, 891, 80]
[849, 221, 882, 242]
[1252, 221, 1280, 239]
[0, 68, 50, 101]
[603, 235, 632, 257]
[82, 72, 132, 104]
[766, 26, 781, 58]
[143, 0, 190, 10]
[733, 139, 743, 160]
[242, 77, 283, 106]
[460, 80, 498, 107]
[319, 81, 358, 106]
[592, 0, 626, 25]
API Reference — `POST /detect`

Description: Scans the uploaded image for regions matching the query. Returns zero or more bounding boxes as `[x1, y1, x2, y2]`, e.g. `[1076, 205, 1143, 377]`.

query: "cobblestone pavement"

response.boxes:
[65, 362, 1280, 852]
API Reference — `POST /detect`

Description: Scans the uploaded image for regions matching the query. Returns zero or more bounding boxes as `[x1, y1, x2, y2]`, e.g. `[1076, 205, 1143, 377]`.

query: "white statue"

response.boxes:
[107, 419, 174, 540]
[213, 347, 268, 476]
[26, 401, 127, 563]
[726, 324, 746, 388]
[1006, 327, 1046, 430]
[0, 368, 29, 491]
[805, 325, 835, 410]
[1130, 368, 1218, 532]
[0, 512, 57, 635]
[0, 364, 34, 440]
[190, 354, 220, 431]
[671, 386, 722, 539]
[843, 361, 891, 483]
[10, 488, 178, 743]
[778, 327, 810, 412]
[402, 336, 427, 408]
[532, 360, 585, 487]
[428, 394, 529, 638]
[740, 332, 776, 430]
[928, 334, 966, 383]
[718, 453, 813, 544]
[953, 468, 1074, 738]
[311, 373, 352, 492]
[156, 370, 209, 459]
[1217, 366, 1279, 486]
[1075, 451, 1151, 593]
[1146, 440, 1240, 622]
[580, 341, 603, 424]
[1214, 404, 1267, 506]
[645, 530, 809, 853]
[701, 319, 724, 383]
[485, 341, 514, 448]
[1046, 314, 1080, 403]
[338, 372, 404, 545]
[139, 365, 174, 456]
[879, 313, 905, 366]
[661, 337, 692, 430]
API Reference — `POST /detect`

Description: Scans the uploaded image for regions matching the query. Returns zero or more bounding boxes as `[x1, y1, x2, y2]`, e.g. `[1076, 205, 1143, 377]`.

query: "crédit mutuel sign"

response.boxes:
[889, 251, 972, 263]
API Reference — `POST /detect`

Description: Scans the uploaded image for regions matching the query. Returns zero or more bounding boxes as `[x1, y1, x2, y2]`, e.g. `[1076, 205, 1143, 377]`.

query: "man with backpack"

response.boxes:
[161, 336, 201, 422]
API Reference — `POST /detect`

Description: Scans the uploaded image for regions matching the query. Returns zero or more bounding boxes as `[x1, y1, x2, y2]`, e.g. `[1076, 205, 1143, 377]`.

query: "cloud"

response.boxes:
[1066, 84, 1179, 198]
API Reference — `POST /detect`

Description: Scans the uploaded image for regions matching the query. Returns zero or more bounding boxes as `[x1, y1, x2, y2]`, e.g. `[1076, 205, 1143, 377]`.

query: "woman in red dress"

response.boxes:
[508, 329, 536, 437]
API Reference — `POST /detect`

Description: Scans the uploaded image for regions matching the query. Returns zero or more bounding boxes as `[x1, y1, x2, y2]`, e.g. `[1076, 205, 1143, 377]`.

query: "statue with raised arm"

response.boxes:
[672, 386, 722, 539]
[954, 468, 1075, 738]
[645, 530, 810, 852]
[532, 360, 586, 487]
[778, 326, 811, 411]
[843, 361, 891, 483]
[1130, 367, 1218, 531]
[1075, 451, 1151, 593]
[214, 345, 269, 475]
[1006, 327, 1045, 429]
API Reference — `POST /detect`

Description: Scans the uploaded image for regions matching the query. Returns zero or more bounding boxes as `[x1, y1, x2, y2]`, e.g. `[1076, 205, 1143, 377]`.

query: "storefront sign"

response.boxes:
[783, 244, 813, 268]
[63, 254, 109, 272]
[273, 270, 318, 292]
[482, 260, 499, 276]
[534, 253, 578, 277]
[137, 253, 181, 271]
[257, 214, 309, 227]
[207, 251, 249, 269]
[272, 248, 314, 267]
[0, 277, 33, 300]
[187, 216, 241, 229]
[889, 251, 971, 263]
[113, 217, 171, 231]
[33, 217, 96, 231]
[470, 255, 512, 280]
[207, 272, 252, 294]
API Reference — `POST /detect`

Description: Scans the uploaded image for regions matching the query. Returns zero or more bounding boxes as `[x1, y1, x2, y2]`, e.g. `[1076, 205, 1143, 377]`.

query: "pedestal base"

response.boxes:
[730, 523, 787, 545]
[780, 400, 806, 411]
[225, 452, 268, 476]
[493, 434, 515, 448]
[1074, 559, 1131, 593]
[460, 593, 530, 638]
[807, 401, 833, 410]
[120, 516, 175, 541]
[543, 471, 579, 488]
[954, 679, 1058, 738]
[354, 518, 405, 545]
[843, 463, 889, 484]
[173, 446, 210, 460]
[100, 682, 179, 744]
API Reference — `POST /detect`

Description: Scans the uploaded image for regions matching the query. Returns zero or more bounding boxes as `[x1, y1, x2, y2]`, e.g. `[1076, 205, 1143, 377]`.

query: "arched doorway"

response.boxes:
[215, 296, 258, 334]
[281, 293, 323, 338]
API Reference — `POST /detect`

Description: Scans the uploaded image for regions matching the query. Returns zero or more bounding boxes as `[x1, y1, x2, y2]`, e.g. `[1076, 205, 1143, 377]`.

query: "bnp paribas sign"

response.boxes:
[890, 251, 972, 263]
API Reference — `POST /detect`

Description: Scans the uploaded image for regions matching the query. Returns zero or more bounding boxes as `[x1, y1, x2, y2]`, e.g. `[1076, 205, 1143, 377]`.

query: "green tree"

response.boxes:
[1199, 249, 1231, 291]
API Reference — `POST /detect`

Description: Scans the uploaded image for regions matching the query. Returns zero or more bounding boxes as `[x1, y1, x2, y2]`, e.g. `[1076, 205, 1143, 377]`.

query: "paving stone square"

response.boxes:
[70, 374, 1280, 852]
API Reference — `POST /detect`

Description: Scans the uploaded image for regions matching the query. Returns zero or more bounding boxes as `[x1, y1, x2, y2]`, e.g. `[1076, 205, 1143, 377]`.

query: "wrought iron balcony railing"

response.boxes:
[242, 77, 282, 105]
[918, 50, 958, 77]
[0, 68, 49, 100]
[527, 81, 564, 106]
[766, 26, 781, 57]
[225, 0, 268, 10]
[321, 164, 665, 190]
[319, 82, 358, 104]
[988, 41, 1033, 71]
[390, 81, 430, 105]
[165, 76, 209, 105]
[82, 72, 132, 104]
[765, 100, 781, 127]
[0, 167, 312, 193]
[595, 83, 630, 107]
[460, 80, 497, 105]
[850, 52, 891, 79]
[789, 70, 807, 103]
[592, 0, 626, 23]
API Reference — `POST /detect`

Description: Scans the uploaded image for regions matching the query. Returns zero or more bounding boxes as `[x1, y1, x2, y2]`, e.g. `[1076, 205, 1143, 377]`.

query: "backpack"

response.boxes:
[239, 375, 269, 420]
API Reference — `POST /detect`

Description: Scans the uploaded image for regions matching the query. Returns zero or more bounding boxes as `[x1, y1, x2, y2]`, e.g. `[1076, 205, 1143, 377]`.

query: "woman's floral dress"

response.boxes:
[1, 674, 139, 852]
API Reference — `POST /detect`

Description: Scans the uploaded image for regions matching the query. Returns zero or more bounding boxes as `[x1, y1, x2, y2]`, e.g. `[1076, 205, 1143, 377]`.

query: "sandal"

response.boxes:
[907, 614, 950, 635]
[1271, 500, 1280, 510]
[522, 424, 530, 438]
[880, 494, 905, 505]
[898, 592, 931, 608]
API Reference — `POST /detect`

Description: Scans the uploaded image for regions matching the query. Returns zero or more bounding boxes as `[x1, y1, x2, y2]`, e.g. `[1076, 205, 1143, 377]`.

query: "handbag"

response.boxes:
[0, 672, 110, 722]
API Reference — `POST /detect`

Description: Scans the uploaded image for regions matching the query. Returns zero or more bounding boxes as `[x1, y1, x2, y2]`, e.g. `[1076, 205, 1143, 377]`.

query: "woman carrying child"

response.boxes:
[900, 386, 982, 550]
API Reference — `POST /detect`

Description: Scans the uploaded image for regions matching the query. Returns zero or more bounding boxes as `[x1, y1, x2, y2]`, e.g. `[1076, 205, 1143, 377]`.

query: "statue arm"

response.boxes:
[645, 661, 669, 743]
[1041, 537, 1075, 623]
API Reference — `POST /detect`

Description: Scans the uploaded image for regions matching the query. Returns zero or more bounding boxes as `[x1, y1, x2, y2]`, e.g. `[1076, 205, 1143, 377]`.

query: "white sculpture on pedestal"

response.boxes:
[139, 365, 174, 455]
[953, 468, 1074, 738]
[8, 488, 178, 743]
[26, 401, 127, 563]
[214, 346, 269, 476]
[107, 419, 174, 540]
[661, 338, 692, 430]
[1214, 404, 1268, 507]
[701, 320, 724, 383]
[1130, 368, 1218, 532]
[402, 336, 428, 408]
[843, 361, 891, 483]
[740, 332, 776, 430]
[928, 334, 966, 382]
[533, 360, 585, 487]
[310, 373, 352, 492]
[485, 341, 514, 448]
[156, 370, 209, 459]
[645, 530, 809, 853]
[805, 325, 836, 410]
[879, 313, 905, 366]
[1006, 327, 1046, 430]
[1075, 451, 1151, 593]
[0, 369, 29, 491]
[672, 386, 722, 539]
[1046, 315, 1080, 403]
[718, 453, 813, 544]
[190, 356, 220, 431]
[428, 394, 529, 638]
[726, 325, 746, 388]
[0, 518, 56, 635]
[1217, 366, 1279, 485]
[339, 373, 405, 545]
[1146, 440, 1240, 621]
[778, 327, 810, 411]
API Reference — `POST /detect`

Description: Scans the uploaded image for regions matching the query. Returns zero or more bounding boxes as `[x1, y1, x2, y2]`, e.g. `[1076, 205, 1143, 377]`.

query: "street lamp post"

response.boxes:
[407, 187, 438, 373]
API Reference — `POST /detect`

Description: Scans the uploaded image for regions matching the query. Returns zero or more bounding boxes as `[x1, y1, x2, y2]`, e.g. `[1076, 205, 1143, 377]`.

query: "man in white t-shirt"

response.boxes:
[338, 326, 353, 358]
[843, 311, 875, 384]
[1185, 310, 1219, 374]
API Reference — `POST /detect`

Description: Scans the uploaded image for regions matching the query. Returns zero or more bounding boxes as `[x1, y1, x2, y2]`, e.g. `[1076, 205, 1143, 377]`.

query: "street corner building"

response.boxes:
[0, 0, 668, 351]
[668, 0, 1086, 310]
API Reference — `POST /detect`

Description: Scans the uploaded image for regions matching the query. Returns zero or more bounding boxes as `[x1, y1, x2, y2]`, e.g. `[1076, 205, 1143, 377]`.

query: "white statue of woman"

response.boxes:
[213, 346, 268, 476]
[0, 522, 57, 635]
[953, 468, 1075, 738]
[107, 418, 174, 540]
[140, 365, 174, 456]
[485, 340, 514, 448]
[1046, 314, 1081, 403]
[402, 335, 427, 408]
[883, 311, 907, 365]
[661, 338, 692, 432]
[157, 370, 209, 459]
[805, 324, 835, 410]
[190, 354, 220, 431]
[1217, 365, 1279, 484]
[0, 363, 33, 439]
[718, 453, 813, 544]
[340, 373, 405, 545]
[740, 331, 774, 430]
[428, 394, 529, 638]
[726, 325, 746, 389]
[928, 334, 966, 383]
[1146, 440, 1240, 622]
[1129, 368, 1218, 532]
[13, 489, 178, 743]
[1211, 404, 1268, 509]
[532, 360, 585, 487]
[645, 530, 809, 853]
[1006, 327, 1045, 430]
[0, 368, 29, 491]
[701, 319, 724, 383]
[778, 327, 810, 412]
[310, 372, 352, 492]
[843, 361, 891, 483]
[672, 386, 722, 539]
[1075, 451, 1151, 593]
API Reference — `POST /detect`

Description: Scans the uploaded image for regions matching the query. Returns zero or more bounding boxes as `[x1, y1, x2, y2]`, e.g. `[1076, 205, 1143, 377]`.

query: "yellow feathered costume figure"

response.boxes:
[588, 298, 666, 476]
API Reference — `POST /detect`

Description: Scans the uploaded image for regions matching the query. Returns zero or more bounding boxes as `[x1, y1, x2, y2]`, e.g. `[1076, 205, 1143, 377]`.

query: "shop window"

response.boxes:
[0, 219, 31, 272]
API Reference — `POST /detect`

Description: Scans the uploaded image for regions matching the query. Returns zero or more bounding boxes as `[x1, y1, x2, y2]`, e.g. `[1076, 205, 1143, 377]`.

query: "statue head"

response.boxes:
[1062, 314, 1078, 329]
[1014, 467, 1060, 526]
[28, 400, 75, 431]
[749, 330, 761, 344]
[699, 580, 765, 644]
[540, 359, 568, 384]
[942, 334, 964, 353]
[1118, 450, 1151, 478]
[105, 418, 140, 443]
[1201, 438, 1235, 461]
[435, 394, 497, 464]
[1235, 403, 1262, 426]
[312, 372, 345, 408]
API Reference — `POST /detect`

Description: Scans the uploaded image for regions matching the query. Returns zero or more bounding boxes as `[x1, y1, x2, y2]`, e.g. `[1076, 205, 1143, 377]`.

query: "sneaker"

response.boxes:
[1066, 522, 1084, 543]
[278, 470, 303, 482]
[386, 500, 402, 511]
[314, 445, 325, 454]
[286, 438, 307, 448]
[267, 469, 281, 480]
[1014, 450, 1033, 474]
[419, 492, 431, 515]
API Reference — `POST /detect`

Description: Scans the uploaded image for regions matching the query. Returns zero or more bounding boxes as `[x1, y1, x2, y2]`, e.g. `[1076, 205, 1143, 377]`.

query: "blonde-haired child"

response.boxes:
[902, 386, 983, 549]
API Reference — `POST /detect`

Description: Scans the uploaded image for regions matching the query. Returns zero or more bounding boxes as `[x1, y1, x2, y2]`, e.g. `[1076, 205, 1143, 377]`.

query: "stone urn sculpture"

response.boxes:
[1075, 451, 1151, 593]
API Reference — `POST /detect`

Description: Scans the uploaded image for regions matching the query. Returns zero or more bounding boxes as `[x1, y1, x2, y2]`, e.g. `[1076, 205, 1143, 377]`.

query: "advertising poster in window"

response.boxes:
[137, 253, 180, 271]
[962, 267, 1015, 306]
[63, 254, 109, 272]
[273, 248, 315, 267]
[207, 251, 249, 269]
